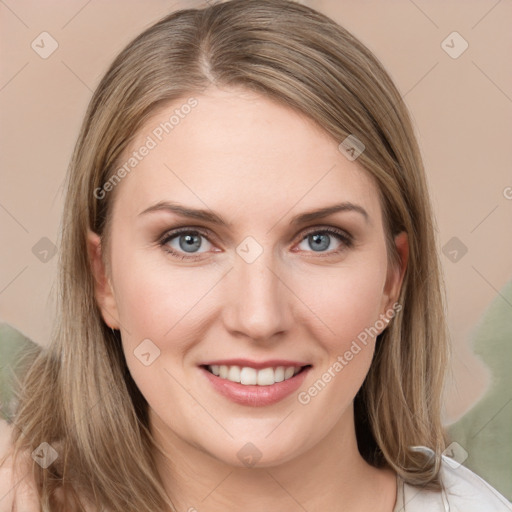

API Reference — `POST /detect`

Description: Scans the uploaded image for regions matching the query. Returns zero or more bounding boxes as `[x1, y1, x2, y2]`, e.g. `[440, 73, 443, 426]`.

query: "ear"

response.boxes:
[381, 231, 409, 312]
[86, 230, 120, 330]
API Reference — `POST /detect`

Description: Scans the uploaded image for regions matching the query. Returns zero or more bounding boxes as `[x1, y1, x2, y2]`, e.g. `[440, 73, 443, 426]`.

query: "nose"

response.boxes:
[221, 249, 294, 343]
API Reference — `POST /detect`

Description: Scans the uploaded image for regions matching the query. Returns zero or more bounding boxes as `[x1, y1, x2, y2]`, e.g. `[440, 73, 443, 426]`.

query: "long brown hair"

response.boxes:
[3, 0, 450, 510]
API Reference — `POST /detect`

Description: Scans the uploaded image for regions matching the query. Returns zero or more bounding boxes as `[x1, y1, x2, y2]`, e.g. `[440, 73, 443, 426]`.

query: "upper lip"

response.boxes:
[200, 359, 311, 370]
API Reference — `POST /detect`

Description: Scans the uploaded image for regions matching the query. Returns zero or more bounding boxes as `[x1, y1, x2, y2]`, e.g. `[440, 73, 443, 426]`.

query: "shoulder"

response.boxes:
[396, 448, 512, 511]
[0, 419, 40, 511]
[438, 456, 512, 510]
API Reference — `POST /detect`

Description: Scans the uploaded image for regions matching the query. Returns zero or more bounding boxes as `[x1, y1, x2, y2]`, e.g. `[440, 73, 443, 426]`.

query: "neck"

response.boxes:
[150, 405, 397, 512]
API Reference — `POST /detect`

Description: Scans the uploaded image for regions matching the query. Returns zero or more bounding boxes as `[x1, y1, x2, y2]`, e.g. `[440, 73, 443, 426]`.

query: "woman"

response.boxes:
[1, 0, 510, 510]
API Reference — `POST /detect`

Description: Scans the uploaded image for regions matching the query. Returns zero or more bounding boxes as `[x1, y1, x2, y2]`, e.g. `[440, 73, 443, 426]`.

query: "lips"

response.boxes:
[198, 359, 312, 406]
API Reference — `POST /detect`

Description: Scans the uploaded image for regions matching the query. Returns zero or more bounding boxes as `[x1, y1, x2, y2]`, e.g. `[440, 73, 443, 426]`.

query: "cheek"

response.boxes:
[112, 242, 207, 330]
[110, 245, 227, 366]
[293, 256, 387, 347]
[294, 262, 387, 413]
[110, 250, 218, 419]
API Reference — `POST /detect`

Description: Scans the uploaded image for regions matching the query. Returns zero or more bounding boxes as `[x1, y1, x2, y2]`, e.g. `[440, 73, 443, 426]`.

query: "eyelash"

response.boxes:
[158, 226, 353, 261]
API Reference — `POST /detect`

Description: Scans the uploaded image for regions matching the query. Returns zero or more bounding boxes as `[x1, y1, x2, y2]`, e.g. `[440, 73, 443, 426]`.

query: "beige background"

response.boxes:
[1, 0, 511, 425]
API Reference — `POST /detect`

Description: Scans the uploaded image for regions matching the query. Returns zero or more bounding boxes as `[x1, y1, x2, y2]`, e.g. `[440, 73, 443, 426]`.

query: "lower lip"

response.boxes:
[199, 366, 311, 407]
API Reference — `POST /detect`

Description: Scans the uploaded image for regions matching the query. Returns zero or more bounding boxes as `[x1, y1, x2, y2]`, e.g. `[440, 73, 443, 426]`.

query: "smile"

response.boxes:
[205, 364, 305, 386]
[199, 362, 312, 407]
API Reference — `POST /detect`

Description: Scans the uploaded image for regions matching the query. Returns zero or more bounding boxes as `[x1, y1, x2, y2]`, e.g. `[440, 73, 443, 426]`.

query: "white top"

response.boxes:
[393, 449, 512, 511]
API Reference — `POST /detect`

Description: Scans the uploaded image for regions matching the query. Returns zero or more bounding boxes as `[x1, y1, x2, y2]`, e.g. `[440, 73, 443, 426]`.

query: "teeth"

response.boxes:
[257, 367, 274, 386]
[284, 367, 295, 379]
[240, 367, 257, 385]
[207, 364, 303, 386]
[228, 365, 241, 383]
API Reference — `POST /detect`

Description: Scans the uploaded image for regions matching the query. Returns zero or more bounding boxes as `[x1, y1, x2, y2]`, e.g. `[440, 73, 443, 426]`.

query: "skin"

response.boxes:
[87, 86, 408, 512]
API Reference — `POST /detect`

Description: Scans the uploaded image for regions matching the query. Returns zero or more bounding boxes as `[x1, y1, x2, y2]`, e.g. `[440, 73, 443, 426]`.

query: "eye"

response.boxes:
[159, 228, 215, 260]
[158, 225, 353, 261]
[295, 227, 353, 255]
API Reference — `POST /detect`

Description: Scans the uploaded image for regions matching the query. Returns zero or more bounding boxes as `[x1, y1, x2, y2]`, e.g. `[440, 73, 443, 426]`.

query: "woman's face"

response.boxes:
[88, 86, 407, 467]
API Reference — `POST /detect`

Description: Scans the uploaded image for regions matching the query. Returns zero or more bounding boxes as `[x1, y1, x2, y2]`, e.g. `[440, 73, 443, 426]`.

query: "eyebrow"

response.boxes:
[137, 200, 369, 226]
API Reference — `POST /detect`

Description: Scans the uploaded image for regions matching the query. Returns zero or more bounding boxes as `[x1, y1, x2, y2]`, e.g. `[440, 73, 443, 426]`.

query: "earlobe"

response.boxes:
[86, 230, 120, 330]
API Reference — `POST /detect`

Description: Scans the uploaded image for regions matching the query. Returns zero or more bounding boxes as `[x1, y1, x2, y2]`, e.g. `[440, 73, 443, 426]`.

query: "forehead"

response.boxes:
[110, 87, 381, 228]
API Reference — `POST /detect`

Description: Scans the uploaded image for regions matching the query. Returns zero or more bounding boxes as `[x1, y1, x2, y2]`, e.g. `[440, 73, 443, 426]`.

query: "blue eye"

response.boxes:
[160, 229, 213, 260]
[296, 228, 353, 254]
[159, 226, 353, 260]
